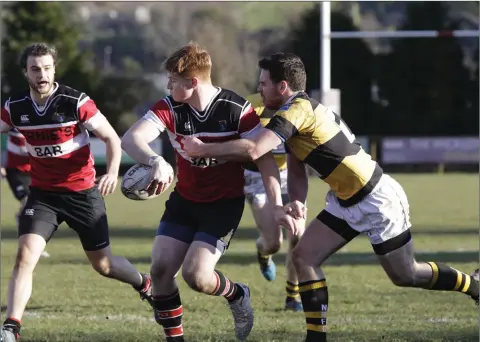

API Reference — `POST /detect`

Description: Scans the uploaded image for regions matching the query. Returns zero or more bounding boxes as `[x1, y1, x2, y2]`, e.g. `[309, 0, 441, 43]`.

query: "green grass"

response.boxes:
[1, 174, 478, 342]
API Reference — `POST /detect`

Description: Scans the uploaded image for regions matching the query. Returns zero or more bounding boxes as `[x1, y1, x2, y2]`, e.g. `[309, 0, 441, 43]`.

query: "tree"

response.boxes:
[377, 2, 473, 135]
[1, 2, 99, 101]
[286, 5, 376, 134]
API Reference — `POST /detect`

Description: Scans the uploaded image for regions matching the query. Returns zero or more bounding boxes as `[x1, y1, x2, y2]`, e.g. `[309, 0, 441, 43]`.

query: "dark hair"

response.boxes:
[19, 43, 58, 69]
[258, 52, 306, 92]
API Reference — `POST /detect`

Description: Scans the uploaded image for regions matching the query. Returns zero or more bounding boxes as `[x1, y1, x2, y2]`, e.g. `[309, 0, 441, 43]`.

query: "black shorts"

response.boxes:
[19, 186, 110, 251]
[157, 190, 245, 253]
[6, 168, 31, 201]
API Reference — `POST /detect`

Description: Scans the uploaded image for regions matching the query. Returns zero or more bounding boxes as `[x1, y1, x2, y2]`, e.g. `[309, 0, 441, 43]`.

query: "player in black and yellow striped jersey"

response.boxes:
[181, 52, 479, 342]
[243, 93, 304, 312]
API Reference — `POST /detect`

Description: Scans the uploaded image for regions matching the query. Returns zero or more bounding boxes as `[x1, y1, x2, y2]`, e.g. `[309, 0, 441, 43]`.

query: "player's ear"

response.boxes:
[23, 69, 28, 78]
[191, 77, 198, 88]
[278, 80, 288, 95]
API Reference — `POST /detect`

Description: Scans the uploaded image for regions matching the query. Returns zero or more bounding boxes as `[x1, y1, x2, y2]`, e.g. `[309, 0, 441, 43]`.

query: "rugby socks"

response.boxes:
[212, 270, 244, 302]
[299, 279, 328, 342]
[153, 290, 184, 342]
[286, 281, 300, 302]
[2, 317, 21, 336]
[426, 262, 478, 297]
[257, 252, 271, 269]
[133, 273, 149, 292]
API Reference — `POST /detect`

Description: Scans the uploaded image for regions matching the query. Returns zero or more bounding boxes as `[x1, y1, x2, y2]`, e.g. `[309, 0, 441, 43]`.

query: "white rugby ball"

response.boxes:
[121, 162, 174, 201]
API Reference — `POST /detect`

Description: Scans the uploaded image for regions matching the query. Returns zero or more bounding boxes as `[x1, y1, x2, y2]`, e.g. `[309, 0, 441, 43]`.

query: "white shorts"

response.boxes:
[244, 169, 289, 207]
[323, 174, 412, 248]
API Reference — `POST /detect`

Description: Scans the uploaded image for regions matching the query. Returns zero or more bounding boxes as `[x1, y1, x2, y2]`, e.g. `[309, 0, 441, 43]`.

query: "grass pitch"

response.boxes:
[1, 174, 478, 342]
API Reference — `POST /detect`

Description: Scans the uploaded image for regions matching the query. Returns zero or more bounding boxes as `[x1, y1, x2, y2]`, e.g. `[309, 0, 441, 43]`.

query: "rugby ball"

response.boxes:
[121, 162, 174, 201]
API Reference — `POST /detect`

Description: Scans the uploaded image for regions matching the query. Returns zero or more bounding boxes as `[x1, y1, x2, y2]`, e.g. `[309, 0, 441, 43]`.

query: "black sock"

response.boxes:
[298, 279, 328, 342]
[286, 281, 300, 302]
[427, 262, 478, 297]
[153, 290, 184, 342]
[3, 317, 21, 335]
[212, 270, 244, 301]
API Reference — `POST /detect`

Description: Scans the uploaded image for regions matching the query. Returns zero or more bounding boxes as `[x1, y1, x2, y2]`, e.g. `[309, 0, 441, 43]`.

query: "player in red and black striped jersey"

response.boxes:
[0, 43, 153, 342]
[122, 43, 295, 342]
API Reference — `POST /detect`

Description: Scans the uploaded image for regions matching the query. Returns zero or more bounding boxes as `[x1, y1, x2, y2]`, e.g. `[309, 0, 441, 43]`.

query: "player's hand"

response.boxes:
[0, 167, 6, 178]
[273, 205, 299, 235]
[285, 200, 307, 220]
[96, 172, 118, 196]
[146, 156, 173, 196]
[182, 136, 205, 158]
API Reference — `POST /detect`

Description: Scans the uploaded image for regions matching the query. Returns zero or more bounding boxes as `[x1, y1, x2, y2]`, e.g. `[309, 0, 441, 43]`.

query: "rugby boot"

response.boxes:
[470, 268, 479, 305]
[0, 327, 19, 342]
[137, 273, 154, 306]
[285, 297, 303, 312]
[228, 283, 254, 341]
[257, 253, 276, 281]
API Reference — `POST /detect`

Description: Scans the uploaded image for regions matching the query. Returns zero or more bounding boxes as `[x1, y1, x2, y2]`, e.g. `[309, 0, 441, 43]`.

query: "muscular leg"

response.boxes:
[375, 231, 479, 303]
[150, 233, 190, 342]
[284, 220, 305, 310]
[292, 211, 358, 342]
[250, 199, 282, 281]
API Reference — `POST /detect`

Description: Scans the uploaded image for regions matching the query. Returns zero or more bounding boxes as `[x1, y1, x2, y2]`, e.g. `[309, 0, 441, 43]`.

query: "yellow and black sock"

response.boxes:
[153, 290, 184, 342]
[257, 252, 271, 269]
[427, 262, 478, 298]
[299, 279, 328, 342]
[286, 281, 300, 302]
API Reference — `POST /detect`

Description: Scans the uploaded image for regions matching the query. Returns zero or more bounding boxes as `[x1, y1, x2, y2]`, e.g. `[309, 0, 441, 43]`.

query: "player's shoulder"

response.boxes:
[5, 88, 30, 104]
[217, 88, 248, 108]
[56, 83, 85, 99]
[150, 96, 178, 112]
[279, 92, 316, 115]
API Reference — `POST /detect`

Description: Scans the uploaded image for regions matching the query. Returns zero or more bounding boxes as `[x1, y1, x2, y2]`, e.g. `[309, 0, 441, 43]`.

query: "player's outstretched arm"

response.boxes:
[287, 153, 308, 205]
[121, 119, 163, 166]
[183, 127, 283, 162]
[92, 120, 122, 195]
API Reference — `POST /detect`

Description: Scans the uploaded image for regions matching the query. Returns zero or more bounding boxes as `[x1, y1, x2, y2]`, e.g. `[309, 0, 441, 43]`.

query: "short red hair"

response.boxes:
[165, 42, 212, 80]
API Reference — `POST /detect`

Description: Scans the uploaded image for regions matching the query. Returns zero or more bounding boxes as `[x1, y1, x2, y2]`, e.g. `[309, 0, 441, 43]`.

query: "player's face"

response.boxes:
[257, 69, 284, 110]
[25, 54, 56, 95]
[167, 74, 195, 103]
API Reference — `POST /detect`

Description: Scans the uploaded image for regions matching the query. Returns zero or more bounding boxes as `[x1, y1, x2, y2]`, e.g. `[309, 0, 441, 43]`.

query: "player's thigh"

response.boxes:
[18, 188, 61, 243]
[195, 196, 245, 255]
[6, 168, 31, 201]
[156, 190, 197, 245]
[293, 210, 354, 266]
[151, 235, 190, 278]
[182, 240, 223, 279]
[61, 186, 110, 252]
[250, 201, 283, 243]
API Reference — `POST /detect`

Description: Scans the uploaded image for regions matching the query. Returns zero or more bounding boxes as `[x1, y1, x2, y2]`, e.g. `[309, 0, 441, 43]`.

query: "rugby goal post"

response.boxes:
[318, 1, 480, 116]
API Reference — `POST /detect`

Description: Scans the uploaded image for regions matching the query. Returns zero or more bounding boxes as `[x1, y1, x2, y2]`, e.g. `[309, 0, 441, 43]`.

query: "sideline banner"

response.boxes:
[382, 137, 479, 164]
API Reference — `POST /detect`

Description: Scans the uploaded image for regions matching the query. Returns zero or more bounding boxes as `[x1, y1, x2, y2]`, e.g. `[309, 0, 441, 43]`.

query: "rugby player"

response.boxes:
[0, 43, 153, 342]
[182, 52, 479, 342]
[3, 129, 50, 258]
[121, 43, 293, 342]
[244, 92, 305, 311]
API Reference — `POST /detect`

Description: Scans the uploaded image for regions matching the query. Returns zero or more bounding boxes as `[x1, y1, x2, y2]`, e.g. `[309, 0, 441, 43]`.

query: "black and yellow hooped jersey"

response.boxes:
[244, 93, 287, 172]
[266, 92, 383, 207]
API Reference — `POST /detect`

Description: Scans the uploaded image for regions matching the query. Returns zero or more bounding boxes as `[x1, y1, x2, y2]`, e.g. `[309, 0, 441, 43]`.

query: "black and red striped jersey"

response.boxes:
[5, 128, 30, 172]
[143, 87, 261, 202]
[0, 83, 107, 192]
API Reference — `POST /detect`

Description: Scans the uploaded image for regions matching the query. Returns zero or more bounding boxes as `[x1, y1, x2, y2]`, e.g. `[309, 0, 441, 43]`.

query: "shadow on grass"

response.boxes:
[1, 225, 477, 241]
[20, 328, 479, 342]
[46, 250, 479, 267]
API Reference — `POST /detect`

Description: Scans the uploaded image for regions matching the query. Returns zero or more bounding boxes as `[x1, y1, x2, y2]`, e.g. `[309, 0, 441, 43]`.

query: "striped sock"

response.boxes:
[153, 290, 184, 342]
[212, 270, 243, 301]
[286, 281, 300, 301]
[299, 279, 328, 342]
[427, 262, 478, 297]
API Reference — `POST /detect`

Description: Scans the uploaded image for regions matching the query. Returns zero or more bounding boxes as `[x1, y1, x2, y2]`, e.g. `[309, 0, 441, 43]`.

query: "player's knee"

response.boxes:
[14, 249, 36, 271]
[291, 245, 314, 270]
[181, 268, 210, 293]
[263, 239, 282, 255]
[150, 258, 171, 280]
[91, 258, 112, 277]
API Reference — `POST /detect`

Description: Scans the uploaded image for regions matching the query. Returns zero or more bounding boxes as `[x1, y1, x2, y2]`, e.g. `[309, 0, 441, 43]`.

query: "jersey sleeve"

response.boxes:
[238, 101, 261, 138]
[265, 102, 308, 142]
[77, 93, 107, 131]
[142, 99, 174, 133]
[1, 100, 13, 132]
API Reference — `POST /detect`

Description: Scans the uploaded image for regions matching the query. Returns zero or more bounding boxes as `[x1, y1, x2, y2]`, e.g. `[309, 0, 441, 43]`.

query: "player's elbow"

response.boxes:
[120, 132, 137, 153]
[247, 141, 262, 161]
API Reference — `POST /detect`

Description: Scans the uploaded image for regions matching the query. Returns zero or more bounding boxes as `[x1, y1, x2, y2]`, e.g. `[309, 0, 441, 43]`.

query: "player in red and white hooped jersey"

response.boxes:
[122, 43, 294, 342]
[0, 43, 153, 342]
